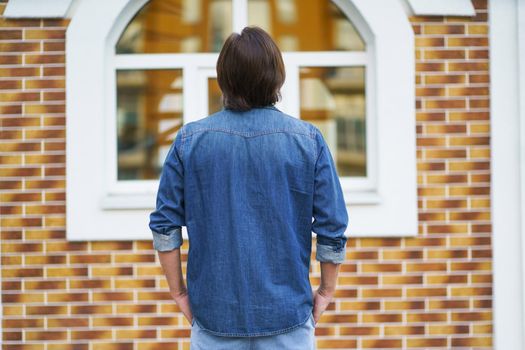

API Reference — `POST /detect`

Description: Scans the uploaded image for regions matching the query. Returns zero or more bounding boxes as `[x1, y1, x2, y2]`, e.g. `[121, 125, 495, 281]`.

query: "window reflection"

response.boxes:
[299, 66, 366, 177]
[116, 0, 232, 54]
[247, 0, 365, 51]
[115, 0, 369, 180]
[117, 69, 184, 180]
[208, 77, 223, 114]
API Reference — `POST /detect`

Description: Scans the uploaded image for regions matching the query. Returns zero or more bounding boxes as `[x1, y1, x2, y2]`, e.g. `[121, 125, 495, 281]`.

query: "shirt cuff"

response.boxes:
[152, 227, 183, 252]
[315, 242, 346, 264]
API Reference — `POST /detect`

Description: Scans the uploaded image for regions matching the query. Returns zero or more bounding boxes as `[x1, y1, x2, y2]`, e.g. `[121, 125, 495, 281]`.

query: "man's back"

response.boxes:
[149, 105, 349, 337]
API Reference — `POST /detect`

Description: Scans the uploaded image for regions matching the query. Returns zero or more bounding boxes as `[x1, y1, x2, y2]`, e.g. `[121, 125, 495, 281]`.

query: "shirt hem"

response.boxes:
[193, 308, 313, 337]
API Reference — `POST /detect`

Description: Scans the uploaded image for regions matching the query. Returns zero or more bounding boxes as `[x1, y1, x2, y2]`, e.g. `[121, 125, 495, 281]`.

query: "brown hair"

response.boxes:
[216, 26, 286, 111]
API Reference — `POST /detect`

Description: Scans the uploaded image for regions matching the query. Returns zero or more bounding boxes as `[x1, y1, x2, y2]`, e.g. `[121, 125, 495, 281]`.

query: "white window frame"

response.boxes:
[108, 2, 373, 195]
[64, 0, 417, 241]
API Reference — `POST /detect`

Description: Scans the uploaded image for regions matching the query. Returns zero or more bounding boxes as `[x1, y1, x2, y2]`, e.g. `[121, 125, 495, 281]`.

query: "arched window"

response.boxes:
[112, 0, 369, 186]
[66, 0, 416, 240]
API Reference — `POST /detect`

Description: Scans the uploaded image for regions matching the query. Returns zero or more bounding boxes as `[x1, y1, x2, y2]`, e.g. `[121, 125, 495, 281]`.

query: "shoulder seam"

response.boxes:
[176, 125, 185, 161]
[313, 127, 324, 168]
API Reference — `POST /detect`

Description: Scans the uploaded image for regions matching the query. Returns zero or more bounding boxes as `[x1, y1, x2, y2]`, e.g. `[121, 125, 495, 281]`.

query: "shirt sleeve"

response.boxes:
[149, 127, 186, 252]
[312, 127, 349, 264]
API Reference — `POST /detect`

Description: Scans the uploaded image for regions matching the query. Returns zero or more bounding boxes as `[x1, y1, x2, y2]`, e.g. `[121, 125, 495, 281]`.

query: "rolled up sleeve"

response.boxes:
[149, 127, 186, 252]
[152, 227, 183, 252]
[312, 128, 349, 264]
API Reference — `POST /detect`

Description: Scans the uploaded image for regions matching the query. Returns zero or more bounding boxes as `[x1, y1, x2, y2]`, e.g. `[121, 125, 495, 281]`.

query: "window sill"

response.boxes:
[99, 189, 382, 211]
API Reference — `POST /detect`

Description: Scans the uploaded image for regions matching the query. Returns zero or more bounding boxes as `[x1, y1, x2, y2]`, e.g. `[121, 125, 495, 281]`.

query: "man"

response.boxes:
[149, 25, 349, 350]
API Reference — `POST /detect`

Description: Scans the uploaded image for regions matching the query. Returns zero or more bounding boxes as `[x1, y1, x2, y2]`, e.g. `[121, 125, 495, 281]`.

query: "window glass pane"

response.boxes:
[299, 66, 366, 177]
[247, 0, 365, 52]
[116, 0, 232, 54]
[117, 69, 183, 180]
[208, 77, 223, 114]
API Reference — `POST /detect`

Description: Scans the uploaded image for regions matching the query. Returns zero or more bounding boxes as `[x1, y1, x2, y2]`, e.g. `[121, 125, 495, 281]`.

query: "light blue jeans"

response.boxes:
[190, 312, 317, 350]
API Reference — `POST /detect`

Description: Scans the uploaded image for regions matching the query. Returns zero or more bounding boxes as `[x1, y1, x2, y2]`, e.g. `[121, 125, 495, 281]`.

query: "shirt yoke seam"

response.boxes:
[181, 127, 316, 139]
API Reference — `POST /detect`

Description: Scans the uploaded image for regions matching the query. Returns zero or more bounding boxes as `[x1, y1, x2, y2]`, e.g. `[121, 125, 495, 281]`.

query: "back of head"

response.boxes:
[216, 26, 286, 112]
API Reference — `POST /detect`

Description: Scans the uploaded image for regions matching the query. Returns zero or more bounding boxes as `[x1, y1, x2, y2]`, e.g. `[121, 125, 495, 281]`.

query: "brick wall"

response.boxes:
[0, 0, 492, 349]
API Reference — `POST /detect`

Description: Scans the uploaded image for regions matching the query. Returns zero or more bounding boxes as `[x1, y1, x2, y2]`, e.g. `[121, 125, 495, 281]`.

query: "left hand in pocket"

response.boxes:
[171, 288, 193, 324]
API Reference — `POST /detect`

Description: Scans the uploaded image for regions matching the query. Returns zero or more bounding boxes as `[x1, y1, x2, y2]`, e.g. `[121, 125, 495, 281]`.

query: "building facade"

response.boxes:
[2, 0, 524, 349]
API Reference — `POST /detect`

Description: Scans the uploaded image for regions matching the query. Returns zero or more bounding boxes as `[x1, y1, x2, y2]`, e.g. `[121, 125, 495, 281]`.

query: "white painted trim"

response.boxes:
[344, 0, 417, 237]
[519, 0, 525, 343]
[98, 191, 384, 210]
[104, 0, 150, 198]
[64, 0, 81, 18]
[5, 0, 477, 19]
[182, 65, 200, 124]
[406, 0, 476, 16]
[66, 0, 417, 240]
[65, 0, 144, 242]
[490, 0, 525, 349]
[232, 0, 248, 33]
[3, 0, 74, 18]
[113, 51, 369, 69]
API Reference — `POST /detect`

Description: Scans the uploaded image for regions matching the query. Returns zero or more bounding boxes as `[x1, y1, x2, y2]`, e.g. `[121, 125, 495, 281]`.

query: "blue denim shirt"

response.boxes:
[149, 105, 349, 337]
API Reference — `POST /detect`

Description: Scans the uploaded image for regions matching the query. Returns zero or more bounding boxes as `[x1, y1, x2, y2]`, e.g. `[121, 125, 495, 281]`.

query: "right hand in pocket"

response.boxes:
[311, 287, 334, 325]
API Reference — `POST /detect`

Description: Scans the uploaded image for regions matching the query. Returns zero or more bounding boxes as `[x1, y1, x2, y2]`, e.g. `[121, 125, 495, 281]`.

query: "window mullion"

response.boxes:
[232, 0, 248, 33]
[114, 53, 218, 69]
[183, 64, 199, 124]
[280, 62, 299, 120]
[283, 51, 368, 67]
